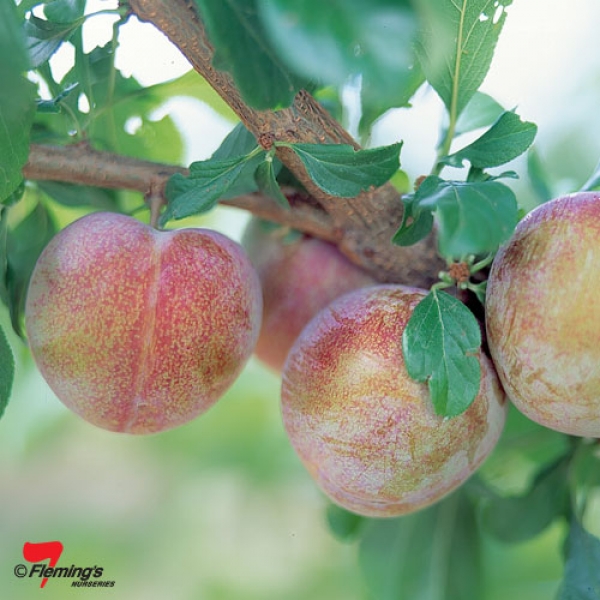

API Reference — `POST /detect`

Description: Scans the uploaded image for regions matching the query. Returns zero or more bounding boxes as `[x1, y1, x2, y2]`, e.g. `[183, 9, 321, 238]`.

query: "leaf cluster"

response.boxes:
[162, 122, 402, 223]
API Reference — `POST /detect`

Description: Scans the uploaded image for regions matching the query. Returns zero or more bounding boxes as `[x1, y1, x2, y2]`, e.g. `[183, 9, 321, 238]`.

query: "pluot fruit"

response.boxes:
[281, 285, 507, 517]
[25, 212, 262, 434]
[486, 192, 600, 437]
[242, 218, 375, 371]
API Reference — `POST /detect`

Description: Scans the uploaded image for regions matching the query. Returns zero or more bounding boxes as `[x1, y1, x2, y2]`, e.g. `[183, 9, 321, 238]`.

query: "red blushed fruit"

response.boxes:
[25, 212, 262, 434]
[281, 285, 507, 518]
[242, 218, 376, 371]
[486, 192, 600, 437]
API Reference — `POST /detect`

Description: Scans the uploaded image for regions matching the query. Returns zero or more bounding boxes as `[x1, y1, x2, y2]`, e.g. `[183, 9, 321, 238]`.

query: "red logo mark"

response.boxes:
[23, 541, 64, 588]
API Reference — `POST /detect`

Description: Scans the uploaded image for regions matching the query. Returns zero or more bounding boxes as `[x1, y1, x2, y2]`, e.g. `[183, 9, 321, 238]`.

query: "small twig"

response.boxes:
[147, 188, 165, 229]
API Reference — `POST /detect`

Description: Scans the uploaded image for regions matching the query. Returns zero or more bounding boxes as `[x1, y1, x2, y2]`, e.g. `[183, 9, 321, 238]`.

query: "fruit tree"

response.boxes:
[2, 0, 600, 598]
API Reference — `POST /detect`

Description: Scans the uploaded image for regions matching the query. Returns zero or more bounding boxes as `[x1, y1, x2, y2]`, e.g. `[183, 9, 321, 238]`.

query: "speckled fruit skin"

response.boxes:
[486, 192, 600, 437]
[242, 218, 375, 371]
[25, 212, 262, 434]
[281, 285, 507, 518]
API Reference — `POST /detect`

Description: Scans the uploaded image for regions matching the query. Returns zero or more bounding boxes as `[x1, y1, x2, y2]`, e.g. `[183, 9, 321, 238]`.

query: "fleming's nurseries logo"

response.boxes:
[14, 541, 115, 589]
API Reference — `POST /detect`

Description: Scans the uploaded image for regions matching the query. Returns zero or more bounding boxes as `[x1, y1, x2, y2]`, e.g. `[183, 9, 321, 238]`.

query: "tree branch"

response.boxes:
[23, 143, 336, 241]
[126, 0, 444, 285]
[24, 143, 186, 194]
[24, 142, 441, 285]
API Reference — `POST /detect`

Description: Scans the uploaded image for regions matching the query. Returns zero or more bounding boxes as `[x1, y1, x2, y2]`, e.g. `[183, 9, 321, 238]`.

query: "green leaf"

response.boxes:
[255, 158, 289, 208]
[37, 181, 118, 210]
[0, 324, 14, 420]
[59, 44, 184, 163]
[402, 289, 481, 417]
[326, 504, 364, 542]
[257, 0, 424, 128]
[389, 168, 411, 195]
[6, 201, 56, 337]
[194, 0, 306, 110]
[466, 167, 518, 183]
[434, 179, 518, 257]
[479, 457, 570, 544]
[527, 147, 554, 203]
[163, 150, 265, 223]
[361, 66, 424, 135]
[2, 181, 26, 208]
[119, 113, 184, 166]
[454, 91, 505, 136]
[396, 175, 518, 257]
[571, 441, 600, 500]
[579, 157, 600, 192]
[148, 70, 237, 123]
[0, 209, 8, 306]
[393, 194, 434, 246]
[288, 142, 401, 197]
[558, 518, 600, 600]
[0, 2, 36, 202]
[16, 0, 44, 18]
[210, 124, 266, 200]
[359, 490, 482, 600]
[44, 0, 86, 23]
[417, 0, 512, 120]
[24, 14, 82, 68]
[443, 111, 537, 169]
[212, 122, 259, 161]
[36, 82, 79, 114]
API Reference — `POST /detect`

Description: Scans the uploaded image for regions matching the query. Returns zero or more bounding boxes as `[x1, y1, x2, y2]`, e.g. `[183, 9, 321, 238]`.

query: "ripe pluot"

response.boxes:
[25, 212, 263, 434]
[486, 192, 600, 437]
[242, 218, 376, 371]
[281, 285, 507, 517]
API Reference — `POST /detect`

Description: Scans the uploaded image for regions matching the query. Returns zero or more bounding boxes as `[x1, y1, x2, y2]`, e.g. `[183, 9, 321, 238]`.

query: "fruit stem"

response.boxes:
[431, 280, 453, 292]
[465, 280, 487, 304]
[470, 253, 494, 274]
[147, 190, 165, 229]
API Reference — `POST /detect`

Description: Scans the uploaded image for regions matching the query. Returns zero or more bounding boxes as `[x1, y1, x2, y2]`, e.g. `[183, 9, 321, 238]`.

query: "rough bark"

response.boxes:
[22, 0, 444, 287]
[23, 143, 335, 241]
[124, 0, 444, 285]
